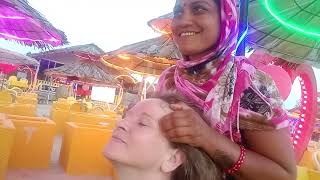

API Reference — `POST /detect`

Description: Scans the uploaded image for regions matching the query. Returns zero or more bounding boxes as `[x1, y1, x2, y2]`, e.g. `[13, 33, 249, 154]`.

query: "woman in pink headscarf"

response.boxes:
[157, 0, 297, 179]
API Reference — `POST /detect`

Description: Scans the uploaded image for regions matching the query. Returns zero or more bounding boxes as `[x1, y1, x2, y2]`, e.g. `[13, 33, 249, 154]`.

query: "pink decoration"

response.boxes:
[0, 3, 66, 48]
[289, 65, 318, 162]
[0, 63, 17, 74]
[258, 65, 292, 100]
[248, 51, 277, 67]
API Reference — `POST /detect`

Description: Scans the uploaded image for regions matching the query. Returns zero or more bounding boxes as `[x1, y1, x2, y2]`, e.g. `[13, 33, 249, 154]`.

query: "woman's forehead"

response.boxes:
[175, 0, 215, 7]
[132, 99, 172, 119]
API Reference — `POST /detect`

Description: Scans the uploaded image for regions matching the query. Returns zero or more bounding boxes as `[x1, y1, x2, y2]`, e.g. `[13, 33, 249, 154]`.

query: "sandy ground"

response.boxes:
[5, 104, 113, 180]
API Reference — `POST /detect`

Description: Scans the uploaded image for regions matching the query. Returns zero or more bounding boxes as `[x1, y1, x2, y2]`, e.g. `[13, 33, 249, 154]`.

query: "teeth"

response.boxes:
[180, 32, 197, 37]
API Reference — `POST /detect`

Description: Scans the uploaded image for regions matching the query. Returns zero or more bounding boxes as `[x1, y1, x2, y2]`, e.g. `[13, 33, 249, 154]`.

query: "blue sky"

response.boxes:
[0, 0, 318, 108]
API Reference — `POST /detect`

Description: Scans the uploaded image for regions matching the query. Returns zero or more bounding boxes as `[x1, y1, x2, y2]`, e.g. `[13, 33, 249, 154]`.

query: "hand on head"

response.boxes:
[104, 94, 222, 180]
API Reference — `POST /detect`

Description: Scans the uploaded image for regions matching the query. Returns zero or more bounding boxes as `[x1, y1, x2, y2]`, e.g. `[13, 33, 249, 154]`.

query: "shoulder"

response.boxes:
[156, 66, 176, 92]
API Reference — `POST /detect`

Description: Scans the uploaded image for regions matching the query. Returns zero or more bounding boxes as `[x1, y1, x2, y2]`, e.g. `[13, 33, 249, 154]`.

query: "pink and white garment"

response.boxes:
[156, 0, 289, 143]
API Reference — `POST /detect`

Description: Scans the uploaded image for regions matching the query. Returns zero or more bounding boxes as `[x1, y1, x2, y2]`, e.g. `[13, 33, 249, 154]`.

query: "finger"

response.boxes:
[170, 103, 193, 111]
[165, 127, 194, 138]
[170, 136, 193, 144]
[160, 116, 192, 132]
[161, 110, 192, 123]
[170, 104, 183, 111]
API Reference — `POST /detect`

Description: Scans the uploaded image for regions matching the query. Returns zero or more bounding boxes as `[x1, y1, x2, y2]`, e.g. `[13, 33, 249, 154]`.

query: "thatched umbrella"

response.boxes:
[0, 47, 38, 66]
[101, 36, 179, 76]
[0, 47, 38, 89]
[0, 0, 68, 48]
[44, 58, 121, 86]
[32, 44, 136, 87]
[247, 0, 320, 68]
[30, 44, 105, 65]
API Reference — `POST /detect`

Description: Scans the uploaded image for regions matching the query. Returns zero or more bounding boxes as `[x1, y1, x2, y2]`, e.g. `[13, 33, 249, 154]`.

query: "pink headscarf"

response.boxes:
[157, 0, 288, 143]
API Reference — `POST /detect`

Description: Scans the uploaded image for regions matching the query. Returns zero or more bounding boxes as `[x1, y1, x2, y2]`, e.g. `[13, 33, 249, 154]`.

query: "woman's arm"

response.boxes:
[203, 127, 297, 180]
[160, 108, 297, 180]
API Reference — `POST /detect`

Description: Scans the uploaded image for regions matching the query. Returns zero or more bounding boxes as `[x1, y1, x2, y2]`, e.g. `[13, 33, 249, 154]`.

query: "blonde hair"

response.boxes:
[156, 93, 222, 180]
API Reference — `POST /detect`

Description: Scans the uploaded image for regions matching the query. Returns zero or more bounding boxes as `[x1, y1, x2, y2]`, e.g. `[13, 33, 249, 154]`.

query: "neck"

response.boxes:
[114, 163, 171, 180]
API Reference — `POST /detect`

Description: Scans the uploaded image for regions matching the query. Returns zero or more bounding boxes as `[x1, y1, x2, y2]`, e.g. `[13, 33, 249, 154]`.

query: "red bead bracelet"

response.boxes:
[224, 145, 246, 174]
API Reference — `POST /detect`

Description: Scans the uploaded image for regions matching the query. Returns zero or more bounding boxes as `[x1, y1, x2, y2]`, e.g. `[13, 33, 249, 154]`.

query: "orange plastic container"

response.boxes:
[68, 112, 117, 129]
[309, 170, 320, 180]
[16, 96, 37, 105]
[0, 114, 15, 180]
[0, 104, 36, 117]
[0, 104, 13, 115]
[60, 122, 114, 176]
[8, 115, 56, 169]
[12, 103, 37, 116]
[0, 91, 12, 104]
[299, 150, 316, 170]
[51, 109, 70, 134]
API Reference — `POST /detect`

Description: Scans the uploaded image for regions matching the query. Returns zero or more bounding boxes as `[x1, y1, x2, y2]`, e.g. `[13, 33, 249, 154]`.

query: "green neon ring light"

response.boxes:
[264, 0, 320, 37]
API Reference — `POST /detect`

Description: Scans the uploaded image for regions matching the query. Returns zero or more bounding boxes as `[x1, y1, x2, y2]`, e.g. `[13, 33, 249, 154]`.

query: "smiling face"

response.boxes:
[172, 0, 221, 58]
[104, 99, 176, 171]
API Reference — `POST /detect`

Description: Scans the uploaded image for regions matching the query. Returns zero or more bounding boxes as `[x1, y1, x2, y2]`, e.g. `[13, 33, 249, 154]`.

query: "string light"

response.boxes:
[264, 0, 320, 37]
[117, 54, 131, 60]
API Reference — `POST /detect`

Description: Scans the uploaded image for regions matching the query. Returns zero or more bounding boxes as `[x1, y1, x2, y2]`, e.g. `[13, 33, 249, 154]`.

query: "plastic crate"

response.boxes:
[0, 114, 15, 180]
[8, 115, 56, 169]
[299, 150, 316, 170]
[0, 104, 13, 115]
[60, 122, 114, 176]
[297, 166, 309, 180]
[16, 96, 37, 105]
[68, 112, 117, 128]
[51, 109, 70, 134]
[309, 169, 320, 180]
[0, 104, 36, 117]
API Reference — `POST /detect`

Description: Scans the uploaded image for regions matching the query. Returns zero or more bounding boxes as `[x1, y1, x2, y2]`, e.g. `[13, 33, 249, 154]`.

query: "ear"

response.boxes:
[160, 149, 185, 173]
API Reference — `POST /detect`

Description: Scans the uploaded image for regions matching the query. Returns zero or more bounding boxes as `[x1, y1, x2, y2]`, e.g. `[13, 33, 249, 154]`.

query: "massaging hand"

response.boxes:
[159, 104, 213, 148]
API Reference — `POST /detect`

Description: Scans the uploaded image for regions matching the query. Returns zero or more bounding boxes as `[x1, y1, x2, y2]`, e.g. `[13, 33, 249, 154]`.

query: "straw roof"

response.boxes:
[0, 47, 38, 65]
[102, 36, 179, 76]
[0, 0, 68, 49]
[44, 59, 120, 86]
[30, 44, 104, 64]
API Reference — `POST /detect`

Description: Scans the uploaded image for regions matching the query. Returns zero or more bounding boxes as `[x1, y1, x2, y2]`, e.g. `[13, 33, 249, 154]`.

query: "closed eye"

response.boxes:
[138, 122, 148, 127]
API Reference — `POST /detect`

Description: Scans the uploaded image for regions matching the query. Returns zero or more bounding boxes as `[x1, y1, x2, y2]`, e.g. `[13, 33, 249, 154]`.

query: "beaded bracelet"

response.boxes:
[224, 145, 246, 174]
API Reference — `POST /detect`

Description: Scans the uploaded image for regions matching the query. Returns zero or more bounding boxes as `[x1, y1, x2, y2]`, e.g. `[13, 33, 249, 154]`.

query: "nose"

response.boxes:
[175, 10, 194, 28]
[116, 119, 129, 132]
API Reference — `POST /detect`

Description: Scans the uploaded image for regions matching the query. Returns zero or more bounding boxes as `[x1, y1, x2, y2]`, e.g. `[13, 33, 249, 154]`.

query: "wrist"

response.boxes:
[200, 128, 217, 153]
